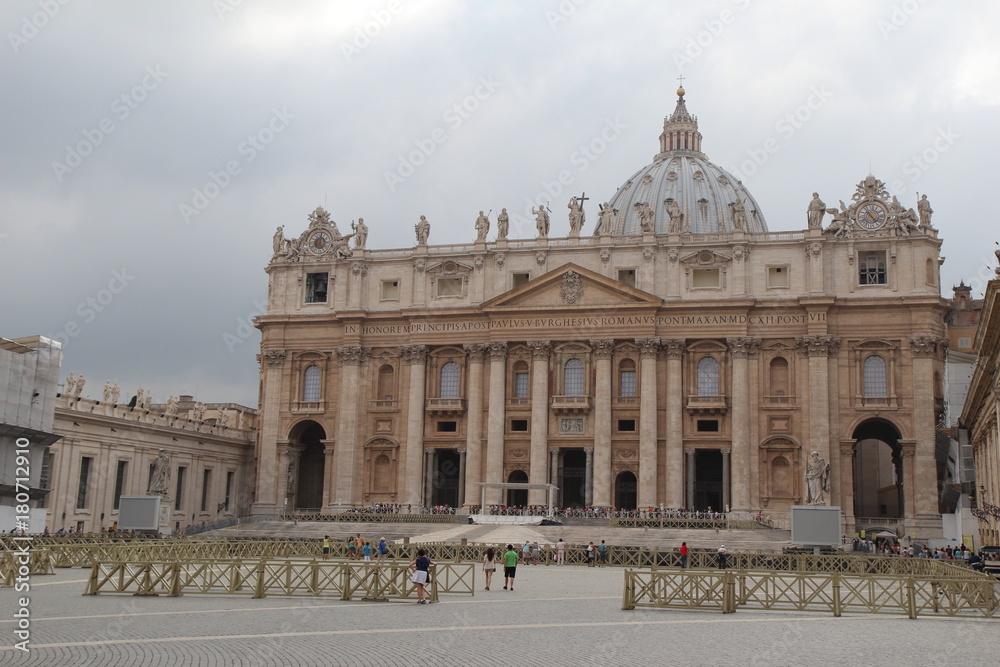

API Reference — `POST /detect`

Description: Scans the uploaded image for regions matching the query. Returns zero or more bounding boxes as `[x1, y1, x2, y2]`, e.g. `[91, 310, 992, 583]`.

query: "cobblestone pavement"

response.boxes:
[3, 565, 998, 666]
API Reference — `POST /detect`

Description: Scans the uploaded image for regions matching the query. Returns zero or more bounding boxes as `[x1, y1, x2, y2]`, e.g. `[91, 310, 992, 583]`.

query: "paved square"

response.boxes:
[3, 563, 999, 666]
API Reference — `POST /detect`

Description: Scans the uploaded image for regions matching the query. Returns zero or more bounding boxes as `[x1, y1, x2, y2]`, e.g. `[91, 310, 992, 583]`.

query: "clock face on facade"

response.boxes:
[857, 202, 888, 230]
[307, 231, 330, 254]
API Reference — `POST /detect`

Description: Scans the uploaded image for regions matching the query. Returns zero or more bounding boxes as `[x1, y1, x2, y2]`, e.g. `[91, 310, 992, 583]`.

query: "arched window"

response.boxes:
[863, 355, 887, 397]
[440, 362, 460, 399]
[697, 357, 719, 395]
[564, 358, 584, 396]
[513, 360, 529, 398]
[302, 365, 321, 401]
[619, 359, 636, 397]
[377, 364, 395, 401]
[769, 357, 789, 396]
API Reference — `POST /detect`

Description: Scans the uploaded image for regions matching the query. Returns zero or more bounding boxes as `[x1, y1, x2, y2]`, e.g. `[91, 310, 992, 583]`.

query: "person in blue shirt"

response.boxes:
[409, 549, 435, 604]
[377, 537, 388, 561]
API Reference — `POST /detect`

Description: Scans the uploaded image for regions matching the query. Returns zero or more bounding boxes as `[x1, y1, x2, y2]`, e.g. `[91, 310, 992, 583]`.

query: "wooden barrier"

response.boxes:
[83, 559, 474, 602]
[622, 568, 1000, 619]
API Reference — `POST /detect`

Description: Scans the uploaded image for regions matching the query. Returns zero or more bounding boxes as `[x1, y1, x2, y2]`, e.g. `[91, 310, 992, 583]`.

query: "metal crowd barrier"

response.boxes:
[609, 517, 759, 530]
[83, 560, 474, 602]
[279, 512, 456, 524]
[0, 549, 55, 586]
[622, 568, 1000, 619]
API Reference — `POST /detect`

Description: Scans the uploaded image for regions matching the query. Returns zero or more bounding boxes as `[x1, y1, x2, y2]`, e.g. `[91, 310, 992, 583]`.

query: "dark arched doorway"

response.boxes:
[507, 470, 528, 507]
[852, 419, 903, 525]
[289, 420, 326, 510]
[559, 448, 587, 507]
[431, 449, 460, 508]
[615, 471, 637, 510]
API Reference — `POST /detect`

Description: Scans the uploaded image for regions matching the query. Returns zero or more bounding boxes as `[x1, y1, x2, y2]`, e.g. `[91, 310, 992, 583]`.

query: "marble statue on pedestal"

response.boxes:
[497, 208, 509, 240]
[475, 210, 490, 241]
[533, 205, 550, 237]
[148, 449, 171, 496]
[415, 216, 430, 245]
[807, 193, 826, 230]
[352, 218, 368, 249]
[567, 198, 585, 237]
[805, 451, 830, 505]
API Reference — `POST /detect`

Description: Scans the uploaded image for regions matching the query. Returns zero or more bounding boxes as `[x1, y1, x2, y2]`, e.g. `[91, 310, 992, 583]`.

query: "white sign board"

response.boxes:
[790, 505, 842, 546]
[117, 496, 161, 530]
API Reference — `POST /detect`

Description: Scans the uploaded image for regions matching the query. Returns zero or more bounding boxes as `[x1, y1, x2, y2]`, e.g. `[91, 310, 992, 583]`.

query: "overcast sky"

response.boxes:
[2, 0, 998, 408]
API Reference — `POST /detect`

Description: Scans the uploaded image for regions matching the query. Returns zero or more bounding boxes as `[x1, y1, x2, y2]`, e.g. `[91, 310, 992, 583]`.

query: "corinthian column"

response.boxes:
[527, 340, 551, 505]
[590, 338, 614, 507]
[636, 337, 660, 508]
[463, 343, 488, 508]
[909, 336, 945, 523]
[253, 349, 286, 514]
[662, 339, 685, 508]
[334, 345, 370, 508]
[727, 336, 759, 511]
[484, 342, 507, 505]
[401, 345, 428, 508]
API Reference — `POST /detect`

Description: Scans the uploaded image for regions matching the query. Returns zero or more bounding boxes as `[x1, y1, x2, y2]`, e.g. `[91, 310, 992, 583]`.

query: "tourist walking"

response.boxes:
[597, 540, 608, 567]
[409, 549, 434, 604]
[679, 541, 688, 569]
[503, 544, 519, 590]
[521, 540, 531, 564]
[556, 538, 566, 566]
[377, 537, 388, 561]
[362, 542, 371, 562]
[483, 547, 497, 590]
[717, 544, 728, 569]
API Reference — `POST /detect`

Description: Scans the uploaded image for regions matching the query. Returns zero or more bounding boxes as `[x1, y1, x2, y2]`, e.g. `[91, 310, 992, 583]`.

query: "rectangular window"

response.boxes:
[224, 471, 234, 512]
[305, 272, 329, 303]
[617, 419, 636, 432]
[620, 370, 637, 397]
[859, 252, 887, 285]
[437, 277, 463, 297]
[201, 469, 212, 512]
[113, 460, 128, 510]
[617, 268, 636, 288]
[381, 279, 399, 301]
[436, 421, 458, 433]
[510, 419, 529, 432]
[697, 419, 720, 432]
[512, 273, 530, 289]
[76, 456, 92, 510]
[175, 466, 186, 511]
[767, 265, 789, 288]
[958, 337, 971, 349]
[692, 268, 720, 288]
[514, 372, 529, 398]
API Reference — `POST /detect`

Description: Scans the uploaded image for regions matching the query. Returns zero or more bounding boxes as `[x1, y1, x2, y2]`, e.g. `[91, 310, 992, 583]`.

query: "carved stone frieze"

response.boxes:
[727, 336, 761, 358]
[589, 339, 615, 360]
[600, 249, 611, 263]
[494, 252, 506, 268]
[668, 247, 679, 263]
[536, 251, 547, 265]
[351, 260, 369, 276]
[643, 247, 656, 263]
[733, 245, 749, 262]
[795, 335, 841, 357]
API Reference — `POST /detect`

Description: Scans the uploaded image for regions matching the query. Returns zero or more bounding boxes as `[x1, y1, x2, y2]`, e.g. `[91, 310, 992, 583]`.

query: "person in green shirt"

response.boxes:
[502, 544, 519, 590]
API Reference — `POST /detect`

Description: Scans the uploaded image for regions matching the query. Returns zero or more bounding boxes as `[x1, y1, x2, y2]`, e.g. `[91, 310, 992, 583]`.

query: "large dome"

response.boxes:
[598, 89, 768, 236]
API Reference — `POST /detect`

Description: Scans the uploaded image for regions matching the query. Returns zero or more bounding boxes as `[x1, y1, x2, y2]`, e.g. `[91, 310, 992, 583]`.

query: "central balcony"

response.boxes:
[426, 398, 466, 415]
[551, 395, 591, 414]
[685, 394, 728, 415]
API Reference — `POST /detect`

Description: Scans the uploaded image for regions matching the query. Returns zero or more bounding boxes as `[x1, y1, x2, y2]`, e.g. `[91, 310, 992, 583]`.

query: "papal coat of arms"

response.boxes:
[560, 270, 584, 304]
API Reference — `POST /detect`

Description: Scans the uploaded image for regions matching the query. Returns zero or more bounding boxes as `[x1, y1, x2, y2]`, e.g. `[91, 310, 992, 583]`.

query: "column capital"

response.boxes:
[526, 340, 552, 358]
[583, 446, 594, 455]
[456, 447, 467, 455]
[262, 349, 286, 367]
[463, 342, 489, 362]
[684, 447, 696, 456]
[661, 338, 686, 359]
[487, 341, 508, 361]
[909, 335, 947, 358]
[400, 345, 428, 365]
[726, 336, 761, 358]
[549, 447, 559, 454]
[635, 337, 661, 359]
[720, 448, 732, 456]
[589, 339, 615, 359]
[335, 345, 371, 366]
[795, 335, 841, 357]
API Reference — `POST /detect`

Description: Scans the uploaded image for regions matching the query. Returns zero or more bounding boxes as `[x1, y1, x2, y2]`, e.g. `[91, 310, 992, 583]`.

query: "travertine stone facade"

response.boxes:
[255, 91, 949, 538]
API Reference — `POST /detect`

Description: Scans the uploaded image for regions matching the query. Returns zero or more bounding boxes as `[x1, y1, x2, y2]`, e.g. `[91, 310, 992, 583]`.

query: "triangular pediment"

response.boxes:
[482, 263, 663, 311]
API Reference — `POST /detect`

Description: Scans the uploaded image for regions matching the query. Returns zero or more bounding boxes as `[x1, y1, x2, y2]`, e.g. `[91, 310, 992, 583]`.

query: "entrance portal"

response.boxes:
[559, 449, 587, 507]
[507, 470, 528, 506]
[852, 419, 903, 523]
[290, 421, 326, 509]
[431, 449, 461, 508]
[614, 471, 637, 510]
[694, 449, 724, 511]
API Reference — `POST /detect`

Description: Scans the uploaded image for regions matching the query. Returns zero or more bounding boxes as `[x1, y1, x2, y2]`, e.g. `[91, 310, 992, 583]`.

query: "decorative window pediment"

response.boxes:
[678, 249, 732, 267]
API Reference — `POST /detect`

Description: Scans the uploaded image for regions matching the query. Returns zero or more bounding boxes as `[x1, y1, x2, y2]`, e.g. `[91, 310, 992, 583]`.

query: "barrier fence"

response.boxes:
[279, 512, 456, 524]
[83, 560, 475, 602]
[622, 568, 1000, 619]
